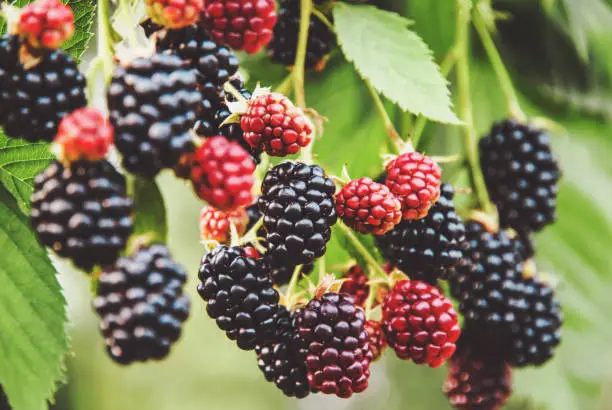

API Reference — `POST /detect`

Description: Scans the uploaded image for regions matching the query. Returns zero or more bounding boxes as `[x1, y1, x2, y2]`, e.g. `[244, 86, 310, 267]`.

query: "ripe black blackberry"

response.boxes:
[92, 244, 190, 365]
[198, 245, 280, 350]
[375, 183, 467, 284]
[508, 276, 562, 367]
[107, 53, 201, 178]
[448, 220, 527, 327]
[259, 162, 337, 268]
[0, 35, 86, 142]
[255, 306, 311, 398]
[30, 160, 133, 271]
[268, 0, 335, 70]
[479, 119, 561, 234]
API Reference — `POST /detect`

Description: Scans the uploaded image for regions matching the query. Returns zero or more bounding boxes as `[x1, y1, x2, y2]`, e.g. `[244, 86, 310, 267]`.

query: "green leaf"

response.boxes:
[333, 3, 460, 125]
[0, 133, 54, 214]
[0, 187, 68, 410]
[130, 178, 168, 244]
[405, 0, 456, 58]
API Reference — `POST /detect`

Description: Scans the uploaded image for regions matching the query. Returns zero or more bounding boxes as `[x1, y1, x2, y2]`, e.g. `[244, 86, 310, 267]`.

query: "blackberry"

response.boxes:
[268, 0, 335, 70]
[375, 184, 467, 284]
[259, 162, 337, 268]
[448, 221, 527, 328]
[479, 119, 561, 234]
[140, 18, 163, 37]
[508, 276, 562, 367]
[293, 292, 372, 398]
[0, 35, 86, 142]
[92, 244, 190, 365]
[107, 53, 201, 178]
[30, 160, 133, 271]
[198, 245, 280, 350]
[255, 306, 311, 398]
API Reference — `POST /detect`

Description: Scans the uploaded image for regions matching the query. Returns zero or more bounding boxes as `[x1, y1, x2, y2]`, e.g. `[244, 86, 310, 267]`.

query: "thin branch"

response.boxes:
[293, 0, 312, 108]
[364, 79, 402, 154]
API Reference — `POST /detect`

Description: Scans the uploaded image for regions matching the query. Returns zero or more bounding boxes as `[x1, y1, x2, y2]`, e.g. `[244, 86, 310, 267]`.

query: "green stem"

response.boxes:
[336, 222, 388, 281]
[285, 265, 304, 307]
[456, 0, 493, 214]
[293, 0, 312, 108]
[275, 72, 294, 95]
[473, 3, 525, 120]
[97, 0, 115, 82]
[117, 0, 139, 48]
[311, 8, 334, 31]
[365, 79, 402, 154]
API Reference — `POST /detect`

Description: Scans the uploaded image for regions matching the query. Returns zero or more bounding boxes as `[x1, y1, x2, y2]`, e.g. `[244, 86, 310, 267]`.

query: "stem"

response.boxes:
[293, 0, 312, 108]
[275, 72, 294, 95]
[97, 0, 115, 82]
[455, 0, 494, 214]
[311, 8, 334, 31]
[117, 0, 139, 48]
[285, 265, 303, 308]
[336, 221, 388, 280]
[365, 79, 402, 154]
[473, 3, 525, 120]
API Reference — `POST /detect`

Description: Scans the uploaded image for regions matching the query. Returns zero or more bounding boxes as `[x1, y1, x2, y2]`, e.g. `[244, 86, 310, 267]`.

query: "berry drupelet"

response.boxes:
[375, 184, 467, 284]
[30, 160, 133, 271]
[340, 265, 370, 307]
[198, 245, 280, 350]
[93, 244, 190, 365]
[259, 162, 337, 268]
[53, 107, 114, 162]
[107, 53, 201, 178]
[199, 205, 248, 243]
[144, 0, 204, 29]
[0, 35, 87, 142]
[17, 0, 75, 51]
[293, 292, 372, 398]
[365, 319, 387, 361]
[479, 119, 561, 234]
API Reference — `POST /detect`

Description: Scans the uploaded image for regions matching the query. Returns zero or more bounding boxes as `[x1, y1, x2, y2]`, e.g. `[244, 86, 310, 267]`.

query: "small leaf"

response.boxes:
[333, 3, 460, 125]
[0, 187, 68, 410]
[130, 177, 168, 244]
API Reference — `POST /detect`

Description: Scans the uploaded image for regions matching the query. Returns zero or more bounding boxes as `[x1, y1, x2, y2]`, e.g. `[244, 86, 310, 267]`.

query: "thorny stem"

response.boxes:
[336, 221, 388, 281]
[455, 0, 494, 214]
[473, 2, 525, 121]
[293, 0, 312, 109]
[365, 79, 402, 154]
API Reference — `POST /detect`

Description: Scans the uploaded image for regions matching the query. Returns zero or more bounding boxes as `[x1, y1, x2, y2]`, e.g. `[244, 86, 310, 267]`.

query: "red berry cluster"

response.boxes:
[145, 0, 205, 28]
[17, 0, 74, 51]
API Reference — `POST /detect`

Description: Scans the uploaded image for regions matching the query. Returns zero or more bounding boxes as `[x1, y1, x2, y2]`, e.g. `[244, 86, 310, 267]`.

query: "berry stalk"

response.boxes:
[292, 0, 312, 108]
[336, 220, 389, 281]
[364, 78, 402, 153]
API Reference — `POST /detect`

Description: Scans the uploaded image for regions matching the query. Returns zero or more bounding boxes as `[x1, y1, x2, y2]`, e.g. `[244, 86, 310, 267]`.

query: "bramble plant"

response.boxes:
[0, 0, 610, 410]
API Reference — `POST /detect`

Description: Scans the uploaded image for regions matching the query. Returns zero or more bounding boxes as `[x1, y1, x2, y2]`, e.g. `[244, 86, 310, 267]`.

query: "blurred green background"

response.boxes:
[50, 0, 612, 409]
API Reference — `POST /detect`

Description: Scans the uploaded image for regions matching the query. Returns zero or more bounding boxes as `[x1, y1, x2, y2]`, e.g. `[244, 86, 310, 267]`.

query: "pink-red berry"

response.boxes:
[382, 280, 460, 367]
[189, 135, 255, 211]
[340, 265, 369, 307]
[53, 108, 114, 162]
[335, 177, 402, 235]
[240, 92, 313, 156]
[365, 320, 387, 361]
[202, 0, 277, 54]
[385, 152, 442, 220]
[17, 0, 74, 50]
[199, 206, 248, 243]
[145, 0, 204, 28]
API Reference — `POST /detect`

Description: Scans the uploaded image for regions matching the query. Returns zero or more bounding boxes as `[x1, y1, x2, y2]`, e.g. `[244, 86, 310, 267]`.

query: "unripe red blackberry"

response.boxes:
[199, 205, 248, 243]
[336, 177, 402, 235]
[365, 319, 387, 361]
[375, 184, 467, 284]
[444, 347, 512, 410]
[259, 162, 337, 268]
[30, 160, 133, 271]
[0, 35, 87, 142]
[381, 280, 460, 367]
[17, 0, 75, 51]
[53, 108, 114, 163]
[241, 91, 313, 156]
[479, 119, 561, 234]
[107, 53, 201, 178]
[256, 306, 311, 398]
[188, 135, 255, 211]
[198, 245, 280, 350]
[385, 151, 441, 220]
[293, 292, 372, 398]
[340, 265, 370, 307]
[202, 0, 277, 54]
[268, 0, 335, 71]
[145, 0, 204, 28]
[92, 244, 190, 365]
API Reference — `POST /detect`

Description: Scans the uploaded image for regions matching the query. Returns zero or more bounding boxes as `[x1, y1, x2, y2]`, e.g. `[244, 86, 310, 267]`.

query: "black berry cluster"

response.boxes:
[0, 34, 86, 142]
[479, 119, 561, 235]
[198, 245, 280, 350]
[107, 53, 201, 178]
[30, 160, 133, 271]
[375, 183, 467, 283]
[92, 245, 190, 365]
[259, 162, 337, 268]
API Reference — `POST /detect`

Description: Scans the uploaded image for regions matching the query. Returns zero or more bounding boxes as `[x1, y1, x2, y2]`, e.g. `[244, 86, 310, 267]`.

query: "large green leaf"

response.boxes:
[0, 188, 68, 410]
[333, 3, 460, 125]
